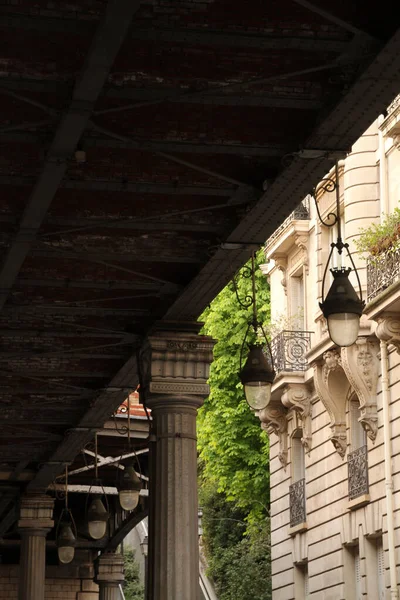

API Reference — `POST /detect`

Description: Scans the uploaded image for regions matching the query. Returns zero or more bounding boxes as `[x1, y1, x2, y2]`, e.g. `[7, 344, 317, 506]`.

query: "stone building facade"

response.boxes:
[262, 97, 400, 599]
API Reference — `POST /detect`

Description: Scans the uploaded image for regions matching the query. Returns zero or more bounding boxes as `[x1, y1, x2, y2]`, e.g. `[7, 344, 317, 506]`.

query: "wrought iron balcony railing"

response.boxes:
[266, 197, 310, 249]
[348, 445, 369, 500]
[289, 478, 306, 527]
[271, 330, 312, 374]
[367, 246, 400, 302]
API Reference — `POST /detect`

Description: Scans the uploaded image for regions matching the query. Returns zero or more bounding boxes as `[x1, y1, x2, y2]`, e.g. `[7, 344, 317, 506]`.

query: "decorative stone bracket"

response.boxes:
[281, 384, 312, 454]
[274, 255, 288, 296]
[294, 235, 309, 275]
[313, 350, 350, 458]
[375, 315, 400, 353]
[341, 338, 379, 442]
[259, 403, 288, 469]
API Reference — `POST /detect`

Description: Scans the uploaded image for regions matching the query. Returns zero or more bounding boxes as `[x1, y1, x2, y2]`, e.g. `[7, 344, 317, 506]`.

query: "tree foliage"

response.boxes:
[123, 549, 144, 600]
[198, 249, 271, 523]
[200, 481, 271, 600]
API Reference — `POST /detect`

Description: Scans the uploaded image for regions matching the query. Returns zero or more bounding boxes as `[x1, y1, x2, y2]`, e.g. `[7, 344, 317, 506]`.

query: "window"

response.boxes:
[344, 545, 362, 600]
[348, 395, 369, 500]
[355, 549, 362, 600]
[290, 430, 306, 528]
[350, 397, 366, 452]
[290, 274, 304, 330]
[294, 564, 309, 600]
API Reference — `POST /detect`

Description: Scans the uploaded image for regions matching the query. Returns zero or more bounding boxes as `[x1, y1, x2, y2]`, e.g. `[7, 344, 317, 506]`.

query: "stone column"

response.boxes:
[18, 494, 54, 600]
[96, 553, 124, 600]
[141, 323, 214, 600]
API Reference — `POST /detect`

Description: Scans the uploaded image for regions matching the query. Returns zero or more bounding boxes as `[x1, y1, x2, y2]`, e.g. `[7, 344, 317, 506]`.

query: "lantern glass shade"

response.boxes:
[119, 489, 140, 511]
[320, 268, 364, 348]
[87, 497, 108, 540]
[327, 312, 360, 347]
[243, 381, 272, 410]
[239, 345, 275, 411]
[118, 464, 142, 511]
[57, 523, 76, 564]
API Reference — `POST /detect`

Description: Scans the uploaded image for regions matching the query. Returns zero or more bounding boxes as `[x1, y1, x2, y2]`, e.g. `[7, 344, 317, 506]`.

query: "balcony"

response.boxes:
[348, 445, 369, 501]
[367, 246, 400, 302]
[271, 330, 312, 374]
[266, 197, 310, 250]
[289, 478, 306, 527]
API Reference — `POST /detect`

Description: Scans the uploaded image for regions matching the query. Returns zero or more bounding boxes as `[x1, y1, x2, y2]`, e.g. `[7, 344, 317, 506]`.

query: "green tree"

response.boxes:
[198, 249, 271, 524]
[123, 548, 144, 600]
[200, 481, 271, 600]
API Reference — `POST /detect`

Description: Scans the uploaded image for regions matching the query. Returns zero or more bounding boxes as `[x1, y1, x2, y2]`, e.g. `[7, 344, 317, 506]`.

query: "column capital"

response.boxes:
[96, 553, 124, 586]
[140, 322, 215, 402]
[18, 494, 54, 532]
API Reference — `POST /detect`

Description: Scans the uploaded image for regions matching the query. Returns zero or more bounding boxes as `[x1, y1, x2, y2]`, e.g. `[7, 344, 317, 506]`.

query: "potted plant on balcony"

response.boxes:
[356, 207, 400, 260]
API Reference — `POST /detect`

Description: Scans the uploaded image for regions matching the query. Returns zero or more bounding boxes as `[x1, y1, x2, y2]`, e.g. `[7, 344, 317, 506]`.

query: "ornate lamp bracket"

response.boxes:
[341, 338, 379, 442]
[375, 315, 400, 354]
[259, 404, 288, 469]
[313, 349, 350, 458]
[281, 384, 312, 454]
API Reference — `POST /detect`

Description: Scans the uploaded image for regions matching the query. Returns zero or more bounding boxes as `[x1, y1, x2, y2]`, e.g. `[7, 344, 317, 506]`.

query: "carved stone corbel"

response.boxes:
[391, 133, 400, 151]
[375, 315, 400, 353]
[259, 404, 288, 469]
[313, 349, 350, 458]
[281, 385, 312, 454]
[274, 255, 288, 296]
[294, 235, 309, 274]
[341, 338, 379, 442]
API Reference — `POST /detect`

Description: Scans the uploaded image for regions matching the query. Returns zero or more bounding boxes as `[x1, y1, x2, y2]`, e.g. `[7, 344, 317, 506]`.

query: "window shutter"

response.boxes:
[290, 276, 304, 330]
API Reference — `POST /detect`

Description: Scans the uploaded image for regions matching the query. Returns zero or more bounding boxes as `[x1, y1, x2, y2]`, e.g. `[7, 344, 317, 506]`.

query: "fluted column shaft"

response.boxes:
[99, 582, 120, 600]
[19, 530, 48, 600]
[18, 495, 54, 600]
[147, 396, 201, 600]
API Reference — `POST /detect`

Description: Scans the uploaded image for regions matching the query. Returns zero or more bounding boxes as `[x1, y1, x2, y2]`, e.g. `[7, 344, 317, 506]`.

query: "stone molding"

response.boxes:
[281, 384, 312, 454]
[375, 315, 400, 353]
[340, 500, 383, 546]
[341, 338, 380, 442]
[259, 404, 288, 469]
[313, 349, 350, 458]
[294, 235, 309, 274]
[18, 494, 54, 532]
[140, 325, 215, 403]
[274, 255, 288, 295]
[96, 553, 124, 586]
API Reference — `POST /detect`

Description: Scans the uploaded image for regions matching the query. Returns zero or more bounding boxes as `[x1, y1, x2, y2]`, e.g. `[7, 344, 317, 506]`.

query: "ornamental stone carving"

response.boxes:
[375, 315, 400, 353]
[281, 385, 312, 454]
[259, 404, 288, 469]
[313, 349, 350, 458]
[274, 255, 288, 296]
[294, 235, 309, 274]
[341, 338, 379, 442]
[140, 323, 215, 399]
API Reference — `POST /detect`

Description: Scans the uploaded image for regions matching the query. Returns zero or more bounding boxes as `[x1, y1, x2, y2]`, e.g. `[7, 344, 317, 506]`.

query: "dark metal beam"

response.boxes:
[0, 14, 350, 52]
[0, 0, 142, 312]
[32, 248, 204, 265]
[106, 507, 148, 552]
[4, 306, 149, 316]
[11, 279, 162, 292]
[0, 79, 322, 109]
[0, 174, 234, 197]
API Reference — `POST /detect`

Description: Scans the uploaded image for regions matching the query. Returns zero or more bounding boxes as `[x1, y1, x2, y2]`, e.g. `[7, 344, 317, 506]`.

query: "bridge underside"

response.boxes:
[0, 0, 399, 592]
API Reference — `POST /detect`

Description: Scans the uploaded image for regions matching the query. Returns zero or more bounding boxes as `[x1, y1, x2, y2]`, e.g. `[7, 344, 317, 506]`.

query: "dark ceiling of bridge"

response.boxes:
[0, 0, 399, 536]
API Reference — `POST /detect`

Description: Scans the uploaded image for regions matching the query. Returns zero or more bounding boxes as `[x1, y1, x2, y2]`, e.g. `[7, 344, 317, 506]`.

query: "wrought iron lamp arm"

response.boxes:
[311, 163, 341, 229]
